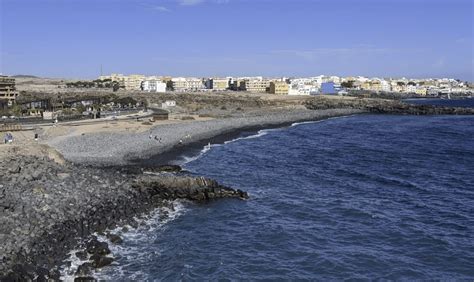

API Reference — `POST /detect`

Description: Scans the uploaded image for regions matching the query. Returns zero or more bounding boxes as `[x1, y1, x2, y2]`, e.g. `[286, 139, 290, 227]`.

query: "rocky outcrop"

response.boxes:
[304, 97, 474, 115]
[0, 155, 248, 280]
[133, 175, 249, 201]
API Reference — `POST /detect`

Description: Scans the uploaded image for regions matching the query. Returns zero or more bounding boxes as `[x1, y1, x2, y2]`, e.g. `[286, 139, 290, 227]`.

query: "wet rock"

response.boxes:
[85, 239, 110, 256]
[48, 268, 61, 280]
[0, 154, 249, 279]
[89, 254, 114, 268]
[133, 175, 249, 201]
[154, 165, 182, 172]
[74, 276, 96, 282]
[106, 233, 123, 245]
[75, 262, 93, 276]
[76, 251, 88, 261]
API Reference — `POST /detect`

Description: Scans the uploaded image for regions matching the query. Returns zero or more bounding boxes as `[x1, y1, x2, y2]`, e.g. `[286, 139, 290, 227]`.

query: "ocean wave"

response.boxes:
[60, 200, 187, 281]
[179, 143, 221, 165]
[182, 115, 351, 166]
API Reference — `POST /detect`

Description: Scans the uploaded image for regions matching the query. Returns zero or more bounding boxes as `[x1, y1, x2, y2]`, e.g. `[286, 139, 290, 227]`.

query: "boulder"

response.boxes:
[89, 254, 114, 269]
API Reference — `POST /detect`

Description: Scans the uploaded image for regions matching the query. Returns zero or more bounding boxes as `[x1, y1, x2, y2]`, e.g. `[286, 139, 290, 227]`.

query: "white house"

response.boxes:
[142, 80, 167, 92]
[162, 100, 176, 108]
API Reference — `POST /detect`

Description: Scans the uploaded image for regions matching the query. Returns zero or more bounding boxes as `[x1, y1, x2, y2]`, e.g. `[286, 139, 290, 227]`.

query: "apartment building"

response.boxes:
[142, 80, 167, 92]
[206, 78, 229, 91]
[288, 78, 318, 95]
[171, 77, 204, 91]
[269, 81, 289, 95]
[123, 74, 145, 90]
[0, 76, 18, 108]
[415, 88, 428, 96]
[240, 79, 270, 93]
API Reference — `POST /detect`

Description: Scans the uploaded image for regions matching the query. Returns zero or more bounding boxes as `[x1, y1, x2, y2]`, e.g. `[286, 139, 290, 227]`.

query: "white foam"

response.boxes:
[182, 115, 354, 166]
[224, 130, 268, 144]
[179, 143, 221, 165]
[290, 115, 352, 127]
[94, 200, 186, 280]
[60, 249, 90, 282]
[60, 200, 187, 281]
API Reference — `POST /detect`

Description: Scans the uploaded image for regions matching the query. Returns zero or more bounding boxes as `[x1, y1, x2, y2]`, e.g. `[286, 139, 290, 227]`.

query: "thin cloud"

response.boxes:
[177, 0, 205, 5]
[272, 47, 420, 61]
[177, 0, 230, 6]
[152, 5, 171, 12]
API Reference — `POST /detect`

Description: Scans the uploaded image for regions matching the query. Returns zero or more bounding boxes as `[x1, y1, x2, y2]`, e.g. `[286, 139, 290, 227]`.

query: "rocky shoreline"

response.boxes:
[304, 97, 474, 115]
[2, 108, 361, 280]
[0, 154, 247, 280]
[3, 104, 471, 280]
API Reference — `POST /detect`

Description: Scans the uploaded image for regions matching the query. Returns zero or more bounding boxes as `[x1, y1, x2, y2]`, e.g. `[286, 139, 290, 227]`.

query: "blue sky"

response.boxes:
[1, 0, 473, 80]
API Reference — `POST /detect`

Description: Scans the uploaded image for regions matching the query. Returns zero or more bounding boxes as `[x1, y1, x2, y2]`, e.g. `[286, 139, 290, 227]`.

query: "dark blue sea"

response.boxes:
[95, 100, 474, 280]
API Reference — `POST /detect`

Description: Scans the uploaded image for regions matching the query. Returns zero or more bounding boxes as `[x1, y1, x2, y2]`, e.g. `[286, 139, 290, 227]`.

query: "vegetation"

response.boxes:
[341, 80, 355, 88]
[66, 79, 122, 90]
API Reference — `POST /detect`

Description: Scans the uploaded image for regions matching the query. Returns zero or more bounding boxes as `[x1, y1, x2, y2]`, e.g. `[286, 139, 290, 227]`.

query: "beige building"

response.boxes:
[0, 76, 17, 108]
[269, 81, 289, 95]
[415, 88, 428, 96]
[210, 78, 229, 91]
[123, 74, 145, 90]
[240, 79, 270, 93]
[171, 77, 204, 91]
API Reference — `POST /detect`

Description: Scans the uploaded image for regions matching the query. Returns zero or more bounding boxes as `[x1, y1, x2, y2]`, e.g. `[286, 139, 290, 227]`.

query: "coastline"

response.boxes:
[136, 113, 359, 167]
[2, 104, 473, 280]
[47, 108, 364, 166]
[0, 108, 362, 280]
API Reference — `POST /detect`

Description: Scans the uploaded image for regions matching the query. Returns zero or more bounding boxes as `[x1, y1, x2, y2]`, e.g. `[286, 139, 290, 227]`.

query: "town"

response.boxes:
[0, 74, 473, 124]
[96, 74, 472, 96]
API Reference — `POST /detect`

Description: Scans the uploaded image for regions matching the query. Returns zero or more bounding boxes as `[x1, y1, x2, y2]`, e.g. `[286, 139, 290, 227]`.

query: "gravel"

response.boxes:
[48, 109, 363, 166]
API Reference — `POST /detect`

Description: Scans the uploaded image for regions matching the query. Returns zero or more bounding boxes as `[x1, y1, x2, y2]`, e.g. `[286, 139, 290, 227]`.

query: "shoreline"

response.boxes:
[2, 106, 473, 280]
[48, 108, 365, 167]
[134, 113, 358, 167]
[0, 108, 362, 280]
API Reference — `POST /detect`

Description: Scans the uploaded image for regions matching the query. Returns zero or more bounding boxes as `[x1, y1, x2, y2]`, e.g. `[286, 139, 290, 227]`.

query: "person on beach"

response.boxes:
[3, 133, 8, 144]
[5, 132, 13, 144]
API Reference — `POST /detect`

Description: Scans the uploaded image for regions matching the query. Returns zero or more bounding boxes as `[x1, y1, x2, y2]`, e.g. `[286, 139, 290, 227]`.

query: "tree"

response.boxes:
[112, 82, 120, 92]
[341, 80, 355, 89]
[397, 81, 406, 86]
[407, 81, 416, 86]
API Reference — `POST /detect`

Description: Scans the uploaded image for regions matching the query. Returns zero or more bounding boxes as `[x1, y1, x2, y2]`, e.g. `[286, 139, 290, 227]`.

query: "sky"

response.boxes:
[0, 0, 473, 80]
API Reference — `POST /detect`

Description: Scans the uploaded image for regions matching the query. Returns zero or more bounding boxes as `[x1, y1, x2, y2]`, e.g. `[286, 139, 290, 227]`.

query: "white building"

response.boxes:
[406, 84, 417, 93]
[171, 77, 204, 91]
[380, 80, 391, 92]
[288, 78, 319, 95]
[162, 100, 176, 108]
[142, 80, 167, 92]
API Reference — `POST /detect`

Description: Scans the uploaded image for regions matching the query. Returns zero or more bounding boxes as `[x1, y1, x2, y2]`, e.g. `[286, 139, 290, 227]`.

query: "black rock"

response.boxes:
[106, 233, 123, 245]
[76, 251, 88, 261]
[85, 239, 110, 256]
[74, 276, 96, 282]
[89, 254, 114, 268]
[155, 165, 182, 172]
[75, 262, 93, 276]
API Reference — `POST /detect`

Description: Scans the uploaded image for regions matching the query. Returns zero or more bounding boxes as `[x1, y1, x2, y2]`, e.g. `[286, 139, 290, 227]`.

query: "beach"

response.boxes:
[47, 108, 364, 166]
[2, 95, 474, 280]
[0, 106, 362, 280]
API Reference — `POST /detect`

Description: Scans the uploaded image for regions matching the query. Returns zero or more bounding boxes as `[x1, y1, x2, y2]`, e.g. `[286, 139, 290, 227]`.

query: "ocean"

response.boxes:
[96, 99, 474, 280]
